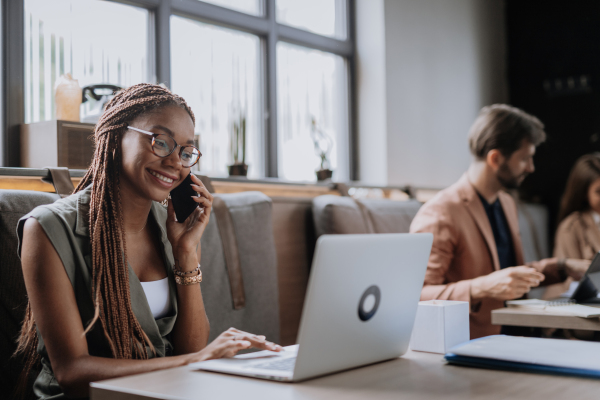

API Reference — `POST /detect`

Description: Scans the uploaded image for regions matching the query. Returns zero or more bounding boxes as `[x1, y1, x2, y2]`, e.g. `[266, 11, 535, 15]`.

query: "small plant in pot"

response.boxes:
[228, 112, 248, 177]
[311, 117, 334, 181]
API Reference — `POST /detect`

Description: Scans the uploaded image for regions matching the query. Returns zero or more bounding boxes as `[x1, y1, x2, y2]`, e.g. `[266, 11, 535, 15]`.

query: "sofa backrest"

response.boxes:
[0, 189, 60, 398]
[271, 197, 316, 345]
[200, 191, 280, 344]
[517, 201, 550, 262]
[312, 195, 422, 236]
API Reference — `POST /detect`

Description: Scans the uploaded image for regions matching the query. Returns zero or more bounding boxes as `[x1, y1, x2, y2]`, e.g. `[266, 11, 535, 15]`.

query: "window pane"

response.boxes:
[24, 0, 150, 123]
[276, 0, 345, 39]
[171, 16, 262, 178]
[277, 42, 348, 181]
[198, 0, 262, 16]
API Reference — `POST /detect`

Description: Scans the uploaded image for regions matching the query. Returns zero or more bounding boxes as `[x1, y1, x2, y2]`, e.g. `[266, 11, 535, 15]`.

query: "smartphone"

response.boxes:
[170, 173, 199, 223]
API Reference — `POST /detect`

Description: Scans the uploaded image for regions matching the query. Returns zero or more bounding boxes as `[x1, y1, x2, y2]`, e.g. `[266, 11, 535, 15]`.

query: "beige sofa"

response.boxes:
[0, 168, 549, 397]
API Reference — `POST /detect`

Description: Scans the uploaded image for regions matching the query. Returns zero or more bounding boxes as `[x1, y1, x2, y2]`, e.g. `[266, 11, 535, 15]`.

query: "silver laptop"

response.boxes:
[193, 233, 433, 382]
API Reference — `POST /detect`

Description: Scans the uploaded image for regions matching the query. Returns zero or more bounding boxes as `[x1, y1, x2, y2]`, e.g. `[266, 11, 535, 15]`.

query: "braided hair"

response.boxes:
[16, 83, 195, 391]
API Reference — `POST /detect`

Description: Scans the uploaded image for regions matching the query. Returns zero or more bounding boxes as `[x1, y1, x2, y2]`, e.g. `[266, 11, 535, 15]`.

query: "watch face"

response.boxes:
[358, 285, 381, 322]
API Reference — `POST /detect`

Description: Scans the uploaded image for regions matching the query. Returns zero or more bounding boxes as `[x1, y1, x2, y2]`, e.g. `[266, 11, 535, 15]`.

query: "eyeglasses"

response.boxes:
[127, 126, 202, 168]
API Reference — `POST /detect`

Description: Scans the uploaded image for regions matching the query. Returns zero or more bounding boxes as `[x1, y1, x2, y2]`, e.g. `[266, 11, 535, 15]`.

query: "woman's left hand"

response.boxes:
[166, 173, 213, 262]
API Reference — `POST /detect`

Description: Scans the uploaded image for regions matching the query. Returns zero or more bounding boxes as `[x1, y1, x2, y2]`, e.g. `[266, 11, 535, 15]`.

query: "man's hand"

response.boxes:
[470, 266, 545, 301]
[564, 259, 590, 281]
[529, 257, 590, 282]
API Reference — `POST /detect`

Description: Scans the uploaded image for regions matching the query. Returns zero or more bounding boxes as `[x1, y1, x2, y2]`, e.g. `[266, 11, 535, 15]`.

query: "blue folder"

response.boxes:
[444, 335, 600, 379]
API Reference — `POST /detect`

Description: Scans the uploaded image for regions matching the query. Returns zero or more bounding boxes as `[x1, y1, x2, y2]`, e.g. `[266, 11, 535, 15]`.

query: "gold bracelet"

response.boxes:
[173, 263, 201, 277]
[175, 270, 203, 285]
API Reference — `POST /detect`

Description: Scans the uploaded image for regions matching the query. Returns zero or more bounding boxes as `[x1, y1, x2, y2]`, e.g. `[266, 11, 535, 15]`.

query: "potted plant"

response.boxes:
[228, 112, 248, 177]
[311, 117, 334, 181]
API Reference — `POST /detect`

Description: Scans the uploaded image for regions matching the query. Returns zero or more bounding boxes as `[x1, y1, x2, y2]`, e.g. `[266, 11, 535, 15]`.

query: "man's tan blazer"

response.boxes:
[410, 173, 525, 339]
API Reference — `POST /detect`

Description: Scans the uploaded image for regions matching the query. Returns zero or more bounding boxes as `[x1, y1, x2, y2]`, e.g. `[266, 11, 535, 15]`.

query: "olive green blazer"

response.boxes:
[17, 185, 178, 399]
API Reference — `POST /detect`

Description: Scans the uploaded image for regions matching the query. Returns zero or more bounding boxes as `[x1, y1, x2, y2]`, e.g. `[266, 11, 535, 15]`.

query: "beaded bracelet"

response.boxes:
[173, 264, 201, 277]
[175, 270, 203, 285]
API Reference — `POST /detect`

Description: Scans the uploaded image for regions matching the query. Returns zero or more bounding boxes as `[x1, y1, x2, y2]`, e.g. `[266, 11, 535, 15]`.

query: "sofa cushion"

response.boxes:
[200, 191, 280, 344]
[312, 195, 422, 236]
[517, 202, 550, 262]
[271, 197, 315, 345]
[0, 189, 60, 398]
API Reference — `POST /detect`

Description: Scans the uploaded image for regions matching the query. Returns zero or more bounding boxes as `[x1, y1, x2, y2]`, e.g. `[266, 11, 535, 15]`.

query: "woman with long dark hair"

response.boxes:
[15, 83, 281, 399]
[555, 152, 600, 260]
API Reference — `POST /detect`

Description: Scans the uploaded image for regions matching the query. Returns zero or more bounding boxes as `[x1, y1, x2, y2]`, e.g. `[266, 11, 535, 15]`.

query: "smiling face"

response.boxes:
[120, 105, 195, 203]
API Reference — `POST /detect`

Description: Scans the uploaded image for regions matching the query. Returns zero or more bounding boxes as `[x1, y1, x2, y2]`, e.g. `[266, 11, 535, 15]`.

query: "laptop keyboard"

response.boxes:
[248, 356, 296, 371]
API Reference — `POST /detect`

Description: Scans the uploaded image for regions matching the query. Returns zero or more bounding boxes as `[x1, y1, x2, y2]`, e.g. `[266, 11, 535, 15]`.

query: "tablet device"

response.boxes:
[571, 252, 600, 304]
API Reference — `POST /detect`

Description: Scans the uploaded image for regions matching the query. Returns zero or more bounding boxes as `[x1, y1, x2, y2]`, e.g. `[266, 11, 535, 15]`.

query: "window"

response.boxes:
[171, 16, 261, 177]
[24, 0, 150, 123]
[7, 0, 355, 179]
[277, 42, 348, 181]
[198, 0, 262, 16]
[276, 0, 346, 39]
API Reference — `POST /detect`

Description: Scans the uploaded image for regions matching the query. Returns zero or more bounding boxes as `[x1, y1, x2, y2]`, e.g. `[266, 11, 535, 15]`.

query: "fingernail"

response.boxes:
[257, 335, 266, 340]
[242, 341, 251, 347]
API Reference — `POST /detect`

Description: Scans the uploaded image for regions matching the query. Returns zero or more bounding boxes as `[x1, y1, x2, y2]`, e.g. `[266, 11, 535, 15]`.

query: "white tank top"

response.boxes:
[140, 277, 172, 319]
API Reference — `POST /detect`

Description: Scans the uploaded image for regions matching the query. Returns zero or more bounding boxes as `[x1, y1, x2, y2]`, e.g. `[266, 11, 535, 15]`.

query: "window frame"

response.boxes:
[2, 0, 357, 180]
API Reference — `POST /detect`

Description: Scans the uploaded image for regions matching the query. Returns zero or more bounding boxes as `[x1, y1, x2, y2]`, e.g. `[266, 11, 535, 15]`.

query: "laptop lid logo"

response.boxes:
[358, 285, 381, 321]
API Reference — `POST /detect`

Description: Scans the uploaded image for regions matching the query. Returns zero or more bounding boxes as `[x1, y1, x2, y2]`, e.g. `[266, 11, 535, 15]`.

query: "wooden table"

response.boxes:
[90, 350, 600, 400]
[492, 307, 600, 330]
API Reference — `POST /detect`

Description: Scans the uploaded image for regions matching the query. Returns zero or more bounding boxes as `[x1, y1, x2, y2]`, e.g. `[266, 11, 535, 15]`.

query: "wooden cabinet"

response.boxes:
[20, 120, 95, 169]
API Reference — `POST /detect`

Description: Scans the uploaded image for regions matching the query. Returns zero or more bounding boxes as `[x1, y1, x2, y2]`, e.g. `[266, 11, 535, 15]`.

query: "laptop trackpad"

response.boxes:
[190, 345, 298, 370]
[235, 345, 298, 361]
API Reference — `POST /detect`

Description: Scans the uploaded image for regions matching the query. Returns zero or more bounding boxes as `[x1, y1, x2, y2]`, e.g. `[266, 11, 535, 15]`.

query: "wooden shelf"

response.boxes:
[0, 168, 341, 198]
[0, 167, 432, 200]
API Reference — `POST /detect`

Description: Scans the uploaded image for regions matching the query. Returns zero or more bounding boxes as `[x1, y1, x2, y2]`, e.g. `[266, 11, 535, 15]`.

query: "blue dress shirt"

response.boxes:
[477, 193, 516, 270]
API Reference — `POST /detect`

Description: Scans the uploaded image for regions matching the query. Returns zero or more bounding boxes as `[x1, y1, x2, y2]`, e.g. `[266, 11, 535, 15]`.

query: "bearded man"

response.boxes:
[410, 104, 587, 338]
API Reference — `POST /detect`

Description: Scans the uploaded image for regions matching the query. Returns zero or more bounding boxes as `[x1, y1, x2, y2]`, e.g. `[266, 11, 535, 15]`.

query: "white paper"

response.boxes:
[506, 299, 600, 317]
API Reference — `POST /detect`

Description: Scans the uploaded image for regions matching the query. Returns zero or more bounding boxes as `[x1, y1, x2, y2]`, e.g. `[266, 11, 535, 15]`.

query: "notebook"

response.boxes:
[445, 335, 600, 379]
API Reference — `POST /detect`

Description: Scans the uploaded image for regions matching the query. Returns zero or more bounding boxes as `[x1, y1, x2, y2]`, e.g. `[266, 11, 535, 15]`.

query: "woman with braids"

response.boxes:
[15, 83, 281, 399]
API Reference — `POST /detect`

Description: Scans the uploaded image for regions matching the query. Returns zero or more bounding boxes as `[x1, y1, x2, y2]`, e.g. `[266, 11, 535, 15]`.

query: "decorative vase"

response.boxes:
[228, 163, 248, 177]
[316, 169, 333, 181]
[55, 73, 82, 122]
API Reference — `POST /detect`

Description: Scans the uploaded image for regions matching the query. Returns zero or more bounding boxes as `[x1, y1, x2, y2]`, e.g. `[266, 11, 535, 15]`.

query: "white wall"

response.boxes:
[355, 0, 388, 186]
[356, 0, 507, 188]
